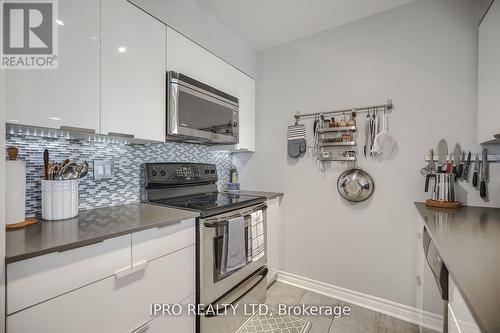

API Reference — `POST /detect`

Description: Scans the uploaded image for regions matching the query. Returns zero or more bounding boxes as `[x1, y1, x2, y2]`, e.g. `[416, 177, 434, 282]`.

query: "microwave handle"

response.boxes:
[203, 203, 267, 227]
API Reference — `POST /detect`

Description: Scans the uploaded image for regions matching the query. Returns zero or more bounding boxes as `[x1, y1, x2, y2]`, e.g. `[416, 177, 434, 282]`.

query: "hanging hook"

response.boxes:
[294, 111, 301, 125]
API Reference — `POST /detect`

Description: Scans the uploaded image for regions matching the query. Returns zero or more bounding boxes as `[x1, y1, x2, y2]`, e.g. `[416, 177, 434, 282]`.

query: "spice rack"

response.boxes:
[293, 99, 394, 164]
[318, 123, 357, 161]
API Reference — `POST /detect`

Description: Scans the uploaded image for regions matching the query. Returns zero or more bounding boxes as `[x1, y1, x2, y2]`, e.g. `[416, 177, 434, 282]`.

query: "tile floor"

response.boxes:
[265, 281, 423, 333]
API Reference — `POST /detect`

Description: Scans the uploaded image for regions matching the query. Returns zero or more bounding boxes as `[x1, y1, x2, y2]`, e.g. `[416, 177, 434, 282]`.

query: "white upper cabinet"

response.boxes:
[101, 0, 166, 142]
[166, 27, 237, 96]
[5, 0, 100, 132]
[478, 0, 500, 143]
[235, 71, 256, 152]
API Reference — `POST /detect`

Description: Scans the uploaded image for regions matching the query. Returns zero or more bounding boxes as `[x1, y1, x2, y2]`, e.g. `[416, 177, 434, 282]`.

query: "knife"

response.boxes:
[480, 148, 488, 198]
[472, 154, 479, 187]
[463, 151, 471, 180]
[457, 151, 465, 179]
[452, 143, 461, 179]
[437, 139, 447, 173]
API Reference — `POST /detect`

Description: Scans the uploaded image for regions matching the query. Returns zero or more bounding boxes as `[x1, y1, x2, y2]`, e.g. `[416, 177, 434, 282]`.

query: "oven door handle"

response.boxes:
[204, 267, 268, 318]
[203, 203, 267, 227]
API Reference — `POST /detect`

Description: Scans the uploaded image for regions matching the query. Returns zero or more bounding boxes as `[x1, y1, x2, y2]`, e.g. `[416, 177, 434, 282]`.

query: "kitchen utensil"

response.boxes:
[370, 110, 376, 156]
[437, 139, 448, 173]
[43, 149, 49, 180]
[473, 154, 479, 187]
[76, 161, 89, 179]
[364, 112, 370, 157]
[457, 151, 465, 179]
[372, 108, 396, 155]
[463, 151, 471, 180]
[452, 143, 462, 180]
[60, 162, 79, 180]
[424, 149, 437, 192]
[480, 148, 488, 198]
[7, 146, 18, 160]
[337, 168, 374, 202]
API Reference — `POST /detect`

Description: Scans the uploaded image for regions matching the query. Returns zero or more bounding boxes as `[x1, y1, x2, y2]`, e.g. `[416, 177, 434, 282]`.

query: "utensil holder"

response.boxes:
[42, 180, 79, 220]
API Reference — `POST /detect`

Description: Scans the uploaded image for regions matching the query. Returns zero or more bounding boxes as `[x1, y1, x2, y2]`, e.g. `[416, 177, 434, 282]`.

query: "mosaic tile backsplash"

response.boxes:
[7, 134, 233, 217]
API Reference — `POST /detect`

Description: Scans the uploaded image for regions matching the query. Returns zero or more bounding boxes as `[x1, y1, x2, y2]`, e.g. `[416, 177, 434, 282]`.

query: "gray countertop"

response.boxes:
[238, 190, 284, 200]
[6, 203, 199, 264]
[415, 202, 500, 333]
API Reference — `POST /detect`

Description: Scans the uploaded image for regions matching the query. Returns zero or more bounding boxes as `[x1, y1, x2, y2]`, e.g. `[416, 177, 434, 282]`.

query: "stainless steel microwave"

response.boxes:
[166, 71, 239, 144]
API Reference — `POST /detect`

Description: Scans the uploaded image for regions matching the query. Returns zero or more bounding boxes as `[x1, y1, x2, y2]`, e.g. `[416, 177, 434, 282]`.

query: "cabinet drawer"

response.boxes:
[7, 245, 195, 333]
[134, 294, 195, 333]
[7, 235, 131, 314]
[132, 218, 195, 263]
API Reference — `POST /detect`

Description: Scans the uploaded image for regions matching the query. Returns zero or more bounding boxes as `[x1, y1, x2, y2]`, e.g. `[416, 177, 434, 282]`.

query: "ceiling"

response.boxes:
[195, 0, 417, 51]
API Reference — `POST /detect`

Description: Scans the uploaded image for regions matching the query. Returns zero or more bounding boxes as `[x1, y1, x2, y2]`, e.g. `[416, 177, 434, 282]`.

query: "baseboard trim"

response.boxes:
[277, 271, 442, 331]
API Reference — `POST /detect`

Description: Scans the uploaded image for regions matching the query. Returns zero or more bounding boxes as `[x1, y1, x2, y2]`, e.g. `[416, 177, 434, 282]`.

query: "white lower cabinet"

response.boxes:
[143, 294, 195, 333]
[266, 196, 282, 285]
[6, 235, 131, 315]
[132, 218, 195, 263]
[7, 245, 195, 333]
[448, 276, 481, 333]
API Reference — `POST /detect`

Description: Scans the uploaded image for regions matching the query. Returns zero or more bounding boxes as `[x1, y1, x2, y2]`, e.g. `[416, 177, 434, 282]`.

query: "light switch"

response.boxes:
[93, 160, 114, 179]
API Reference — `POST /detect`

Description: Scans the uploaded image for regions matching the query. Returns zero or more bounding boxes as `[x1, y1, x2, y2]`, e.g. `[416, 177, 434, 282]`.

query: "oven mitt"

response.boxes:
[288, 139, 301, 158]
[287, 124, 306, 158]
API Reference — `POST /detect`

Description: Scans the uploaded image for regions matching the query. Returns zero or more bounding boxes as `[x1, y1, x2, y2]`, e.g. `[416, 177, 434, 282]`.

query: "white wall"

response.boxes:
[478, 0, 495, 24]
[235, 0, 482, 308]
[129, 0, 257, 78]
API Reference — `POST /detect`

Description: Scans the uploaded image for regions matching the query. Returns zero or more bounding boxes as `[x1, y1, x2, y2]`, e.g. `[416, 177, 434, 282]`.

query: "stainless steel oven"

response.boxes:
[166, 71, 239, 144]
[198, 203, 268, 333]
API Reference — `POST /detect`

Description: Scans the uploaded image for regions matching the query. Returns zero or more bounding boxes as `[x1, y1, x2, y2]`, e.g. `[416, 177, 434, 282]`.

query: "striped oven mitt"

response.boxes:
[287, 124, 306, 158]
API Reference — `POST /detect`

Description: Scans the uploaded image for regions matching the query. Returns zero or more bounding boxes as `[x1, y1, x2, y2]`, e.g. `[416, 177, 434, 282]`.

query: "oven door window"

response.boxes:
[178, 86, 236, 136]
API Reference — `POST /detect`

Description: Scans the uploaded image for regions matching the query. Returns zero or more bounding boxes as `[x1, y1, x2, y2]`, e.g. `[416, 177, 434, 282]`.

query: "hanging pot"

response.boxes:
[337, 168, 374, 202]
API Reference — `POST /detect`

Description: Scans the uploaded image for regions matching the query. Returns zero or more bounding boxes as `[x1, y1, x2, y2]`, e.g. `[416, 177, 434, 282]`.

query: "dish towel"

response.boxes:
[222, 216, 246, 274]
[250, 210, 265, 262]
[287, 124, 306, 158]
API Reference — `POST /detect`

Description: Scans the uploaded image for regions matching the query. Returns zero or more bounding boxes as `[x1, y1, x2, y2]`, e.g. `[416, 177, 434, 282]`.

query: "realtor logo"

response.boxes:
[1, 0, 58, 69]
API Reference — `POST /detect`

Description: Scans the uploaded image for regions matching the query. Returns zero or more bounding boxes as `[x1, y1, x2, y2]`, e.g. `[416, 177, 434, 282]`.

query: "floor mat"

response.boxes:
[235, 308, 311, 333]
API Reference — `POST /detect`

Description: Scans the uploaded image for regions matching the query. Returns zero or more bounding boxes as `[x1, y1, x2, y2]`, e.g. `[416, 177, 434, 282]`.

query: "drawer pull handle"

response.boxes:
[60, 125, 96, 134]
[107, 132, 135, 138]
[132, 324, 150, 333]
[115, 260, 148, 279]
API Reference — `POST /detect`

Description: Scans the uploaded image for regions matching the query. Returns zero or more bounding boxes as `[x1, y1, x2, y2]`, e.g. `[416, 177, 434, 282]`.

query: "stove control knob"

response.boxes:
[205, 169, 210, 174]
[160, 170, 166, 176]
[151, 170, 158, 177]
[210, 169, 215, 174]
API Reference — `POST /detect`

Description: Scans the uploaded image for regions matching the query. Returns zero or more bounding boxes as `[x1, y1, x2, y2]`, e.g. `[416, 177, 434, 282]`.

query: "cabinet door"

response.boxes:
[132, 218, 195, 264]
[478, 0, 500, 143]
[448, 276, 481, 333]
[145, 294, 195, 333]
[101, 0, 166, 141]
[266, 197, 281, 285]
[7, 245, 195, 333]
[7, 235, 131, 315]
[235, 72, 256, 152]
[166, 27, 236, 96]
[5, 0, 100, 132]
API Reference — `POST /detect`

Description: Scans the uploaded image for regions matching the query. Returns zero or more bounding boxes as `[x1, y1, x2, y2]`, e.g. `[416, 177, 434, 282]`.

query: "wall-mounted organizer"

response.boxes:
[424, 154, 500, 162]
[293, 99, 394, 163]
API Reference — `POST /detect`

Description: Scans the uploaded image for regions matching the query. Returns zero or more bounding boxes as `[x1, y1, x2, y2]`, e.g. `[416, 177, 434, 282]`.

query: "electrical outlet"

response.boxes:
[93, 160, 114, 180]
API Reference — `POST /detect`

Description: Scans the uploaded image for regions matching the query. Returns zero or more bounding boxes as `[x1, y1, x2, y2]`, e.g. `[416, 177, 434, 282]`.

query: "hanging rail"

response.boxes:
[294, 99, 393, 121]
